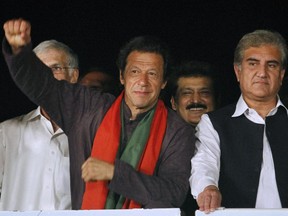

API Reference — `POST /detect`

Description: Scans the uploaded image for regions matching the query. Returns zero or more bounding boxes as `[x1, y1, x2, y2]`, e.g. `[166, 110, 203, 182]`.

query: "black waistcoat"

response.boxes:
[208, 104, 288, 208]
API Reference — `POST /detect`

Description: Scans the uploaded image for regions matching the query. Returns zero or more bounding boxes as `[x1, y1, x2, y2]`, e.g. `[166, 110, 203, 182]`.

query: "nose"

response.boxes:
[257, 64, 268, 78]
[191, 92, 201, 103]
[138, 73, 149, 86]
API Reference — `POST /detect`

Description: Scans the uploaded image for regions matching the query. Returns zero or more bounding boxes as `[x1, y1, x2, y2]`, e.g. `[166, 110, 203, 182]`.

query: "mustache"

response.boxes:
[186, 103, 207, 110]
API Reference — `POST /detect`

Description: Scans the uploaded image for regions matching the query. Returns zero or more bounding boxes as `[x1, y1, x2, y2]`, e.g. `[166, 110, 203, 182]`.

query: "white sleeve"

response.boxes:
[189, 114, 221, 198]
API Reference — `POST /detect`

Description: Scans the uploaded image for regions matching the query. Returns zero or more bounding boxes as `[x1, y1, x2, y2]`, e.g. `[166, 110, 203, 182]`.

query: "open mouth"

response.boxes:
[188, 107, 206, 111]
[186, 103, 207, 111]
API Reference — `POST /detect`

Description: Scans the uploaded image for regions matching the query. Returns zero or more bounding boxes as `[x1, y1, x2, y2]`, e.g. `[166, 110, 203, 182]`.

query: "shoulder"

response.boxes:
[78, 86, 116, 106]
[208, 103, 236, 120]
[0, 109, 37, 128]
[163, 108, 195, 157]
[166, 108, 194, 131]
[72, 86, 116, 119]
[204, 103, 238, 133]
[166, 108, 195, 145]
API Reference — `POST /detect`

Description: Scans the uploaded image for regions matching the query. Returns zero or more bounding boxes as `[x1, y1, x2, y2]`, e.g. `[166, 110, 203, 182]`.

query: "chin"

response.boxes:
[188, 117, 200, 124]
[188, 121, 198, 127]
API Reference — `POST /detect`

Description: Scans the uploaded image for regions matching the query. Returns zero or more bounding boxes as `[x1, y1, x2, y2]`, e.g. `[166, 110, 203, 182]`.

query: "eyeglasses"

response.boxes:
[50, 66, 76, 73]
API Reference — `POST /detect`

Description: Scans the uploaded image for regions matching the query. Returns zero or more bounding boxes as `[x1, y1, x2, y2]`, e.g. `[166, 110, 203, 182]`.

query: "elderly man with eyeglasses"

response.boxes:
[0, 39, 79, 211]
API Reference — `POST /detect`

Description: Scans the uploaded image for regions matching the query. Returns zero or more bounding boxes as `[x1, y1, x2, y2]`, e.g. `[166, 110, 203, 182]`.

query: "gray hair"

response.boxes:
[234, 30, 288, 70]
[33, 40, 79, 74]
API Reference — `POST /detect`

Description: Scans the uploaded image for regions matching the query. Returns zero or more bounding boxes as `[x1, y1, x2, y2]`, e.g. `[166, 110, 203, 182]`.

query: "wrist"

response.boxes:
[11, 46, 22, 55]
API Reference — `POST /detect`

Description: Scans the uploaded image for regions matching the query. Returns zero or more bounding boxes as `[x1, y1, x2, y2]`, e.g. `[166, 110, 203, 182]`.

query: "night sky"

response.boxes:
[1, 0, 288, 121]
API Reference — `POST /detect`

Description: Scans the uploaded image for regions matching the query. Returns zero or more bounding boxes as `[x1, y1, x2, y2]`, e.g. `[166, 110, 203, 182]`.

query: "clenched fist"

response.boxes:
[81, 157, 115, 182]
[3, 18, 31, 54]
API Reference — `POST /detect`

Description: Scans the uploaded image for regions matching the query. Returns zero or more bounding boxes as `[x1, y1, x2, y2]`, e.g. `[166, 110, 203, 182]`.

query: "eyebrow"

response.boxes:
[49, 63, 62, 67]
[179, 87, 212, 92]
[267, 60, 280, 65]
[246, 57, 259, 62]
[246, 58, 280, 65]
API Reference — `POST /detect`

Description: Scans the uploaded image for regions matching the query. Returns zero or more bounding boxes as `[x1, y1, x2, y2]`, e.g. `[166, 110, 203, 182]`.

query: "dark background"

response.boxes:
[1, 0, 288, 121]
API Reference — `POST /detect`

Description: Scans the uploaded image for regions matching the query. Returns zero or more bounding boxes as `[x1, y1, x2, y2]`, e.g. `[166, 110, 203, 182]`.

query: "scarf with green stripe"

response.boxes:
[81, 91, 167, 209]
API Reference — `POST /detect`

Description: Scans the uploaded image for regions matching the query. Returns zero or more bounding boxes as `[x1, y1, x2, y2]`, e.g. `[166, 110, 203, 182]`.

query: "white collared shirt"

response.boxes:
[0, 107, 71, 210]
[190, 95, 285, 208]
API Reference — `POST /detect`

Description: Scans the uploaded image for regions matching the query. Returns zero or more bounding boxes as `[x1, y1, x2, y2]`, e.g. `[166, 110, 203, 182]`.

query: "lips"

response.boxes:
[134, 91, 148, 95]
[133, 90, 151, 95]
[253, 78, 269, 84]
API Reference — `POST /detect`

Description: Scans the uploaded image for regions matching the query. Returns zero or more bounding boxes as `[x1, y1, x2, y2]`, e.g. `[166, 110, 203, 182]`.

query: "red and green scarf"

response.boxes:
[81, 91, 167, 209]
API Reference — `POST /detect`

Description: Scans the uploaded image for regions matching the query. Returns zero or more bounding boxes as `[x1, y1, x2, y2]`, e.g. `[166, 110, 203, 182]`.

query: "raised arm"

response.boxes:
[2, 18, 78, 134]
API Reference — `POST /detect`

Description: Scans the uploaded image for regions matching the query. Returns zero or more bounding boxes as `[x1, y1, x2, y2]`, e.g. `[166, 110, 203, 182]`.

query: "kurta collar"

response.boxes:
[232, 94, 288, 117]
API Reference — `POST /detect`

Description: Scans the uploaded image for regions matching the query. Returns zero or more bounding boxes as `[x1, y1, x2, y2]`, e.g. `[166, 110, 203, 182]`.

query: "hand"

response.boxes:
[81, 157, 115, 182]
[3, 18, 31, 54]
[197, 185, 222, 213]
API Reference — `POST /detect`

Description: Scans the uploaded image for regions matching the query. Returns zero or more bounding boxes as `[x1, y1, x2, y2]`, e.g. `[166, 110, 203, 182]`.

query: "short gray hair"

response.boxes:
[234, 30, 288, 70]
[33, 40, 79, 70]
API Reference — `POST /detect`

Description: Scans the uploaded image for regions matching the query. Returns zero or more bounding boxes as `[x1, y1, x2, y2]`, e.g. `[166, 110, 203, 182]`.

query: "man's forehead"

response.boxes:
[125, 51, 165, 74]
[177, 77, 213, 91]
[36, 49, 68, 64]
[127, 51, 163, 61]
[178, 76, 213, 85]
[243, 45, 281, 60]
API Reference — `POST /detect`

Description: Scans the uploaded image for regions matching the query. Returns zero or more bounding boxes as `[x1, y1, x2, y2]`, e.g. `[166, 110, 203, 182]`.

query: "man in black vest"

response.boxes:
[190, 29, 288, 213]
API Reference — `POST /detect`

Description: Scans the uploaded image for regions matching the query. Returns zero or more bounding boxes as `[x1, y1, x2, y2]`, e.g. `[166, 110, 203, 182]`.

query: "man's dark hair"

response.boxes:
[167, 60, 221, 108]
[116, 35, 170, 80]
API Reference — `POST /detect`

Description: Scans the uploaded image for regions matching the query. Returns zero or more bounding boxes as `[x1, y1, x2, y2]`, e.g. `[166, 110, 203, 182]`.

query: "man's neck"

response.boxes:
[243, 96, 278, 119]
[40, 107, 60, 132]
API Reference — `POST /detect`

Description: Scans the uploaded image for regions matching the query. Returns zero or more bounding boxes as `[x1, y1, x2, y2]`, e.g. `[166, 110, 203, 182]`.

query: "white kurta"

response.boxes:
[0, 107, 71, 210]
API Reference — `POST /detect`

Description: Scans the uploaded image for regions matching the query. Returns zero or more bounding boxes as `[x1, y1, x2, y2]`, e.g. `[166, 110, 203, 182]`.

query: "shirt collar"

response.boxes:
[22, 106, 42, 122]
[232, 94, 288, 117]
[22, 107, 64, 134]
